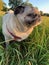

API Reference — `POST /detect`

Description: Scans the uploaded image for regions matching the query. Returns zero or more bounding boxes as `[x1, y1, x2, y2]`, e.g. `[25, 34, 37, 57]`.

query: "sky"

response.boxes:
[3, 0, 49, 13]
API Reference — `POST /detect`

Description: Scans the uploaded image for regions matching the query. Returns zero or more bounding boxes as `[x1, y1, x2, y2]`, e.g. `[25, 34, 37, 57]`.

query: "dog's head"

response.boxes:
[14, 6, 41, 27]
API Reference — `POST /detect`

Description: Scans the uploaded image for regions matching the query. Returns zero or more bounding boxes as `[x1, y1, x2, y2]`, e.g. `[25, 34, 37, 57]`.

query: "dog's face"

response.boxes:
[14, 6, 41, 27]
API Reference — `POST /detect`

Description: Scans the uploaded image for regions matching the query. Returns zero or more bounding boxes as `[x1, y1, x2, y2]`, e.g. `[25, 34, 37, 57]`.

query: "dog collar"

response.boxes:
[6, 24, 21, 40]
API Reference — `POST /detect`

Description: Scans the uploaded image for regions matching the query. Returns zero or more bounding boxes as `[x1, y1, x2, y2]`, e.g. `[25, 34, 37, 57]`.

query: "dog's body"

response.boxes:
[2, 6, 41, 42]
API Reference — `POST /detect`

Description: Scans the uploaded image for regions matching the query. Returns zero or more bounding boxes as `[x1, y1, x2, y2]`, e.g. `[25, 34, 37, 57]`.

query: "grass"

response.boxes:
[0, 15, 49, 65]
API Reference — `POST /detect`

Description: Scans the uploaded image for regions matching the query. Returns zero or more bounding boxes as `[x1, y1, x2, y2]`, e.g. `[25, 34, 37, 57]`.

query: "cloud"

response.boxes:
[39, 6, 49, 13]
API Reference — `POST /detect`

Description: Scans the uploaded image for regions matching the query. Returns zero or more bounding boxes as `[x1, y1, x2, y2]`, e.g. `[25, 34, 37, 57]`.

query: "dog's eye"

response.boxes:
[27, 14, 33, 16]
[27, 14, 38, 18]
[34, 14, 37, 17]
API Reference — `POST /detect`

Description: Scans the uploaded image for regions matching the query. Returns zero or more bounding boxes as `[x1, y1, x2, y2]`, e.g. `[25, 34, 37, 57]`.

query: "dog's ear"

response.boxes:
[14, 6, 25, 15]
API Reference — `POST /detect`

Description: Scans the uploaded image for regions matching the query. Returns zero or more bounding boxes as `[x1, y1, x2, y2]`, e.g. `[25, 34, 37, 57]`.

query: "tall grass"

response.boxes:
[0, 16, 49, 65]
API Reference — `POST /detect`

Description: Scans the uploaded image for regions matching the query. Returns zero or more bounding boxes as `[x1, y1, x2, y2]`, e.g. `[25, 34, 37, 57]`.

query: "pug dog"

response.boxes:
[2, 5, 41, 42]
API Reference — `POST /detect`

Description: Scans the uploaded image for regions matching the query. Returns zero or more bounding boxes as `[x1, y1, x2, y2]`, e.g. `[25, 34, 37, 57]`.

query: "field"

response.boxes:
[0, 14, 49, 65]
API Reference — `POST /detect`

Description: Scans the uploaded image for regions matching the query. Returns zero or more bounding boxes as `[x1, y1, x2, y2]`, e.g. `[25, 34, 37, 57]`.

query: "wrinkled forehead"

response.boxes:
[24, 6, 33, 13]
[24, 6, 40, 14]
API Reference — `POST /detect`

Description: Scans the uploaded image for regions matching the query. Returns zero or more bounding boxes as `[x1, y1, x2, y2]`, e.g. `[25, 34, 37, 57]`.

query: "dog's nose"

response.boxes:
[31, 13, 41, 22]
[36, 15, 41, 21]
[32, 14, 38, 18]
